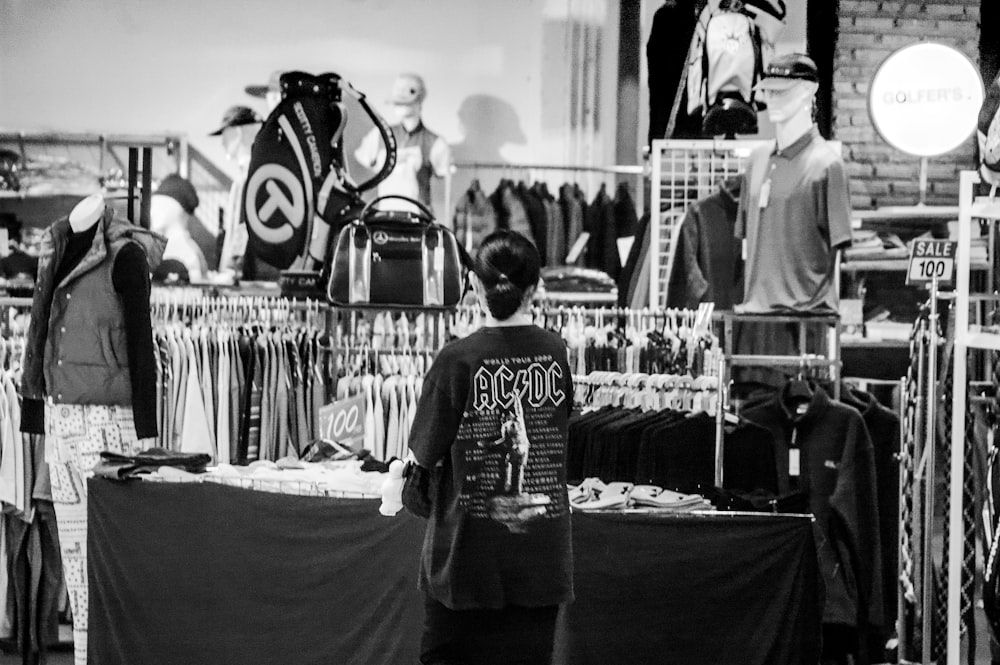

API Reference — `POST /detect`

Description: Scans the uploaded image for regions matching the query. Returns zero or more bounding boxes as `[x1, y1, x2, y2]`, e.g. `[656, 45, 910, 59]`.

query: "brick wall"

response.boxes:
[835, 0, 981, 209]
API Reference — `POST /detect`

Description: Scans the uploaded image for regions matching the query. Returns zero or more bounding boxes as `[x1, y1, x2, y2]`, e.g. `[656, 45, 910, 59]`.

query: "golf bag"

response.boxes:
[242, 71, 395, 293]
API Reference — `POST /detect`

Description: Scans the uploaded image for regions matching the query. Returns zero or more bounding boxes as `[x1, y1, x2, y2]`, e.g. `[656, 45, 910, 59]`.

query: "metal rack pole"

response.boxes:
[896, 375, 909, 662]
[921, 277, 940, 665]
[714, 352, 726, 487]
[945, 170, 978, 664]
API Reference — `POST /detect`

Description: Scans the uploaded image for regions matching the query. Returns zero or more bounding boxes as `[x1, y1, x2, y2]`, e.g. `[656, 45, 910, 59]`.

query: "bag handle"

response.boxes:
[336, 77, 398, 193]
[359, 195, 436, 225]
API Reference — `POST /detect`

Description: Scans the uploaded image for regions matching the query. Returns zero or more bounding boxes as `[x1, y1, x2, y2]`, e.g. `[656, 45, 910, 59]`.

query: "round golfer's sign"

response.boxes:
[869, 42, 984, 156]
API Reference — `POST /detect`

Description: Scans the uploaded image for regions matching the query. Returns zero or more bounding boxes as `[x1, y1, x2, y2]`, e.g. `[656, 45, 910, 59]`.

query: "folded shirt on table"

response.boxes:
[94, 448, 212, 480]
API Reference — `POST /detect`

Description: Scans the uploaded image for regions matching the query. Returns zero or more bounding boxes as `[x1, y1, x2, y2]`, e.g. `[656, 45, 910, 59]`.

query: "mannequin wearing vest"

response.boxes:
[20, 193, 166, 665]
[354, 73, 451, 214]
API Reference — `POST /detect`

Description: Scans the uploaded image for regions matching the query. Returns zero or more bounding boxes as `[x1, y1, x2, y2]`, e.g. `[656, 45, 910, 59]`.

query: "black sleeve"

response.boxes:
[112, 243, 158, 439]
[408, 377, 461, 469]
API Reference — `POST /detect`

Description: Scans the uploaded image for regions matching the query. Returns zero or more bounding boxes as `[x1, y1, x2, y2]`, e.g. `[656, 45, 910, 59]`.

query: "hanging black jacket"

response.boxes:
[666, 177, 743, 309]
[840, 386, 900, 642]
[741, 384, 883, 633]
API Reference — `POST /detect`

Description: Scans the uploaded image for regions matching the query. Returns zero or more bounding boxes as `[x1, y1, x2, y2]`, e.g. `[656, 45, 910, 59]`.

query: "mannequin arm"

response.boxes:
[112, 244, 158, 440]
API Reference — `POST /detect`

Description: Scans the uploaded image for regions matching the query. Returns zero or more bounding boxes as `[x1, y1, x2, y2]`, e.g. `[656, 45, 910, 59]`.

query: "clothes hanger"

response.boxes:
[785, 357, 814, 402]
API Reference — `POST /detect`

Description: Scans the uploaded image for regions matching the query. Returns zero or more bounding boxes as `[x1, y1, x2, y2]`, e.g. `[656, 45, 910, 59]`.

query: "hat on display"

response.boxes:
[702, 97, 759, 138]
[245, 70, 284, 98]
[388, 73, 427, 106]
[155, 174, 199, 214]
[754, 53, 819, 91]
[208, 105, 263, 136]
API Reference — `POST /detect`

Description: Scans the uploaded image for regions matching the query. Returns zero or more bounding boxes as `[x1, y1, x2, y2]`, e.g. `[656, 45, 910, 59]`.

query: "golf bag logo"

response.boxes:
[244, 162, 306, 246]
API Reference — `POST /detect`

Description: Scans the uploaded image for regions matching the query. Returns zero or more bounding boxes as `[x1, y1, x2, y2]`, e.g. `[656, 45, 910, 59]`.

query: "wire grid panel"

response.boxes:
[648, 140, 768, 309]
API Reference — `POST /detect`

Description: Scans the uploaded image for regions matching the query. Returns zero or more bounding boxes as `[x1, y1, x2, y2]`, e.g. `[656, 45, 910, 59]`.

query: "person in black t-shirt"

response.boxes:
[406, 230, 574, 665]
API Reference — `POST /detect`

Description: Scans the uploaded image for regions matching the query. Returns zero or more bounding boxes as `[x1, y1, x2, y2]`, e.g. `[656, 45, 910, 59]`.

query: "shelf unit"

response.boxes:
[948, 171, 1000, 665]
[839, 205, 986, 368]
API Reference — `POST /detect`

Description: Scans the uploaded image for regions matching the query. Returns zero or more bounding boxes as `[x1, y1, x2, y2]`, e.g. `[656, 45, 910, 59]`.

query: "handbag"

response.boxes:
[326, 195, 467, 309]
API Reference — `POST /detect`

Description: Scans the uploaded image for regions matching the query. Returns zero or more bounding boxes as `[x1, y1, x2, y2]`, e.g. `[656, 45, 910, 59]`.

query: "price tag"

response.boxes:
[317, 393, 366, 448]
[907, 239, 956, 286]
[789, 448, 801, 477]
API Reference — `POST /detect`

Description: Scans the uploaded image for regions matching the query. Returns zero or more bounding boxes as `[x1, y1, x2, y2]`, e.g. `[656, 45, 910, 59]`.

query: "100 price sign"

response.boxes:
[907, 239, 956, 286]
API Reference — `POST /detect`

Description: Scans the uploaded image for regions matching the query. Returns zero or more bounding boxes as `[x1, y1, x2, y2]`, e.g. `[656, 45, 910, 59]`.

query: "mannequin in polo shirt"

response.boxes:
[735, 53, 852, 314]
[731, 54, 852, 391]
[355, 73, 451, 214]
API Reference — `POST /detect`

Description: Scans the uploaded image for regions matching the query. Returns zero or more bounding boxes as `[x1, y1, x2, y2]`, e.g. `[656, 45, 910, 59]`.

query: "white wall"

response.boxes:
[0, 0, 618, 186]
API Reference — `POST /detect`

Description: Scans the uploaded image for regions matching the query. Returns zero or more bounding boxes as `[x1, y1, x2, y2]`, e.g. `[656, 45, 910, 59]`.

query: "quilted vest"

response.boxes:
[23, 208, 164, 406]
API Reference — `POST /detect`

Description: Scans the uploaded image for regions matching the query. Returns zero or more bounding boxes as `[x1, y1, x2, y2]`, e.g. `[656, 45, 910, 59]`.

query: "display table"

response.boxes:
[87, 479, 820, 665]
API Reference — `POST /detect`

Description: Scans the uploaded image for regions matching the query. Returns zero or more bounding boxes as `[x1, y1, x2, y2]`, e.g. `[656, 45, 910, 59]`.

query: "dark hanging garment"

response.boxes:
[584, 185, 617, 277]
[646, 0, 702, 143]
[517, 181, 548, 261]
[537, 183, 565, 266]
[489, 181, 511, 230]
[839, 385, 900, 654]
[560, 183, 585, 257]
[666, 177, 743, 309]
[741, 384, 884, 644]
[618, 212, 649, 306]
[613, 182, 639, 239]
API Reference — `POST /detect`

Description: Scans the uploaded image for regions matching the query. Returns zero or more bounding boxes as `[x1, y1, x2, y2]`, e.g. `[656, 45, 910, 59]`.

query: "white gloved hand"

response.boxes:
[379, 459, 407, 516]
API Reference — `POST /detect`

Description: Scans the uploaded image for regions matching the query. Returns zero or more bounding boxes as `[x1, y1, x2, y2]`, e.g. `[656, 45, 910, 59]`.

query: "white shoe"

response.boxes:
[572, 481, 633, 511]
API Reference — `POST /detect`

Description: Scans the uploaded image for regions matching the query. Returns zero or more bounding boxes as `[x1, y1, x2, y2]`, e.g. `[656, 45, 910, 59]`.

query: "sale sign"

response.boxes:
[907, 239, 957, 286]
[317, 393, 366, 448]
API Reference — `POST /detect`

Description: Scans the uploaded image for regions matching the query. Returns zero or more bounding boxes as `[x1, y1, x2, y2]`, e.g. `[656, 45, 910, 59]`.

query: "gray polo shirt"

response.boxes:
[735, 126, 852, 313]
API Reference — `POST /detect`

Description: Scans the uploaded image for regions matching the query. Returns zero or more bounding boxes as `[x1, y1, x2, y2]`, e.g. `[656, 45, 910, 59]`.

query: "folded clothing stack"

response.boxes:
[94, 448, 212, 480]
[568, 478, 712, 513]
[843, 230, 908, 260]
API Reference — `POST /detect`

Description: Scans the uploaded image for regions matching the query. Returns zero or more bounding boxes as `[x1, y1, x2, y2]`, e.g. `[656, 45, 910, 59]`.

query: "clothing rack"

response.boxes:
[572, 371, 719, 414]
[445, 161, 647, 245]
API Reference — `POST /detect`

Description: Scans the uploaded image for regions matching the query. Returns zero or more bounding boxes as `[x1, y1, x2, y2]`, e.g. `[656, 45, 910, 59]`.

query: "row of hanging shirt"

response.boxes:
[330, 308, 461, 461]
[449, 303, 720, 378]
[453, 177, 638, 276]
[0, 334, 30, 518]
[335, 310, 450, 353]
[334, 347, 428, 462]
[151, 295, 332, 464]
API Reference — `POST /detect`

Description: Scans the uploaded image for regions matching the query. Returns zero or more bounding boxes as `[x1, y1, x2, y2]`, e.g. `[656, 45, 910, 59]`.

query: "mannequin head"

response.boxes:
[150, 195, 188, 235]
[210, 106, 262, 170]
[388, 73, 427, 131]
[756, 53, 819, 124]
[151, 175, 199, 235]
[221, 125, 259, 167]
[245, 70, 284, 114]
[763, 79, 818, 124]
[755, 53, 820, 147]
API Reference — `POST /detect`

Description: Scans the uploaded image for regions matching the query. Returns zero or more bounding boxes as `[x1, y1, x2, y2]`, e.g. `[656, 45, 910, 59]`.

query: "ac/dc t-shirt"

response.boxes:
[409, 324, 574, 610]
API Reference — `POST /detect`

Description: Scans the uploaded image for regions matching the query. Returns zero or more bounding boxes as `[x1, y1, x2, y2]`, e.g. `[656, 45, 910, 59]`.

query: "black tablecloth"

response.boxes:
[87, 479, 820, 665]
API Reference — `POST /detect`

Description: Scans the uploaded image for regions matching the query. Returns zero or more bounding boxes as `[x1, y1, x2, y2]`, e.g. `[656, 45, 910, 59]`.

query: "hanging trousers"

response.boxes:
[45, 403, 141, 665]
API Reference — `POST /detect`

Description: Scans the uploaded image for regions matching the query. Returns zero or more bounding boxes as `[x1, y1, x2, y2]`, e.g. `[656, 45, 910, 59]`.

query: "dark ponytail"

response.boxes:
[473, 230, 540, 320]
